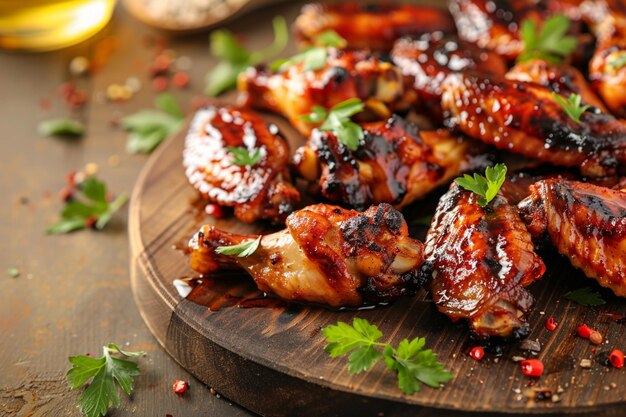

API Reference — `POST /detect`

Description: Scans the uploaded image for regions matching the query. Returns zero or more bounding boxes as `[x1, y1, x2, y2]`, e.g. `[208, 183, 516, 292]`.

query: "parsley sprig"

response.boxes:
[564, 287, 606, 306]
[454, 163, 507, 207]
[552, 92, 590, 123]
[47, 176, 128, 234]
[323, 318, 452, 394]
[270, 30, 347, 72]
[215, 236, 261, 257]
[518, 14, 577, 63]
[205, 16, 288, 96]
[226, 146, 263, 167]
[301, 98, 365, 151]
[121, 93, 185, 153]
[67, 344, 145, 417]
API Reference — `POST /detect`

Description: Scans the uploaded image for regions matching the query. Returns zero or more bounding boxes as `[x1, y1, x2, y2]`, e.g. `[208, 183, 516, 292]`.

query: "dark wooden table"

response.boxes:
[0, 3, 305, 415]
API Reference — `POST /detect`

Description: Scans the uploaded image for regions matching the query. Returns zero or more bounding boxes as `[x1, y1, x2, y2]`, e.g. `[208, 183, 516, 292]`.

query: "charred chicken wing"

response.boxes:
[441, 72, 626, 177]
[237, 48, 413, 136]
[183, 106, 300, 224]
[519, 179, 626, 297]
[189, 204, 424, 308]
[293, 3, 455, 51]
[293, 115, 490, 210]
[424, 184, 545, 338]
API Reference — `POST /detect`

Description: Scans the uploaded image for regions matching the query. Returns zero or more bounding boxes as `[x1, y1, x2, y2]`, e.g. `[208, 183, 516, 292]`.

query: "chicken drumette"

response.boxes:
[189, 204, 424, 308]
[183, 106, 300, 224]
[424, 184, 545, 338]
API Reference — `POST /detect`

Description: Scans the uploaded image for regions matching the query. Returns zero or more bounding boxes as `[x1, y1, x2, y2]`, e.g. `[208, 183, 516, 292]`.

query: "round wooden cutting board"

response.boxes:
[129, 110, 625, 417]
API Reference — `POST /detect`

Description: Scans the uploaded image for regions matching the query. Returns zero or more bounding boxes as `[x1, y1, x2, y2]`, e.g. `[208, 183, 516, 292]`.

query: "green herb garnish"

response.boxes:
[47, 177, 128, 234]
[607, 53, 626, 70]
[122, 92, 184, 153]
[301, 98, 365, 151]
[7, 267, 19, 278]
[314, 30, 348, 48]
[454, 163, 507, 207]
[564, 287, 606, 306]
[205, 16, 288, 96]
[551, 92, 590, 123]
[323, 318, 452, 394]
[67, 344, 145, 417]
[270, 30, 347, 72]
[226, 146, 263, 167]
[518, 14, 577, 63]
[38, 118, 85, 137]
[215, 236, 261, 257]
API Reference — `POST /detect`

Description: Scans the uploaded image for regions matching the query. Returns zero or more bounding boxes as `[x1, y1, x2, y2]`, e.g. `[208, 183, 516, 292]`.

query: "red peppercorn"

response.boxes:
[173, 380, 188, 394]
[172, 72, 190, 89]
[577, 324, 593, 339]
[58, 82, 75, 99]
[152, 76, 169, 92]
[60, 188, 74, 202]
[205, 203, 224, 219]
[609, 350, 624, 369]
[545, 317, 558, 331]
[520, 359, 544, 377]
[469, 346, 484, 361]
[66, 170, 77, 187]
[589, 331, 603, 345]
[84, 216, 97, 228]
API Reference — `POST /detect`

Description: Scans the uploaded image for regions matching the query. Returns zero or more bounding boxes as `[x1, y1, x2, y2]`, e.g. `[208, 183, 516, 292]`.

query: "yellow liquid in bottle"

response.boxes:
[0, 0, 116, 51]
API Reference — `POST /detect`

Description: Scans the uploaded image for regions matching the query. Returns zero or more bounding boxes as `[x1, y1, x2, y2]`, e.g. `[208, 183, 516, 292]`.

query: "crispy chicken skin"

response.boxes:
[237, 48, 413, 136]
[189, 204, 424, 308]
[183, 106, 300, 224]
[391, 34, 507, 119]
[441, 72, 626, 177]
[293, 3, 455, 51]
[519, 179, 626, 297]
[506, 58, 608, 111]
[424, 185, 545, 338]
[293, 115, 491, 210]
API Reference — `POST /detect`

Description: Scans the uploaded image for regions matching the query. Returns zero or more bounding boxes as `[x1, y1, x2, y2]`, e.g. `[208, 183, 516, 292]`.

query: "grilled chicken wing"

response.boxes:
[293, 115, 491, 210]
[441, 72, 626, 177]
[424, 185, 545, 338]
[519, 179, 626, 297]
[391, 34, 507, 119]
[506, 58, 608, 111]
[183, 106, 300, 224]
[237, 48, 413, 136]
[189, 203, 424, 308]
[293, 3, 455, 51]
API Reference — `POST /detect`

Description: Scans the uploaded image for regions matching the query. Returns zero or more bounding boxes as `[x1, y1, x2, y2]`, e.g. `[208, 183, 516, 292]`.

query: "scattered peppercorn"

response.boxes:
[172, 380, 188, 395]
[609, 350, 624, 369]
[469, 346, 484, 361]
[589, 331, 603, 345]
[577, 324, 593, 339]
[172, 72, 190, 89]
[545, 317, 558, 331]
[84, 216, 97, 229]
[520, 359, 544, 377]
[579, 359, 592, 369]
[152, 76, 169, 92]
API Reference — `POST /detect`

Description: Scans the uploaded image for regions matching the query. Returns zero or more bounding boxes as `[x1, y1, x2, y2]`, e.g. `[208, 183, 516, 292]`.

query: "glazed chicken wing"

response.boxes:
[293, 3, 455, 51]
[293, 115, 491, 210]
[441, 72, 626, 177]
[189, 204, 424, 308]
[237, 48, 413, 136]
[424, 185, 545, 338]
[391, 34, 507, 119]
[183, 106, 300, 224]
[519, 179, 626, 297]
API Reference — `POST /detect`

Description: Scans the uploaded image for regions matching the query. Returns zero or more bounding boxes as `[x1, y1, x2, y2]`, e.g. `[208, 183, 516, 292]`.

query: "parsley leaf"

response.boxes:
[314, 30, 347, 48]
[270, 30, 347, 72]
[301, 98, 365, 151]
[215, 236, 261, 257]
[205, 16, 288, 96]
[564, 287, 606, 306]
[226, 146, 263, 167]
[121, 93, 184, 154]
[551, 92, 590, 123]
[47, 176, 129, 234]
[518, 14, 577, 63]
[607, 53, 626, 70]
[38, 118, 85, 137]
[454, 163, 507, 207]
[67, 344, 145, 417]
[323, 318, 452, 395]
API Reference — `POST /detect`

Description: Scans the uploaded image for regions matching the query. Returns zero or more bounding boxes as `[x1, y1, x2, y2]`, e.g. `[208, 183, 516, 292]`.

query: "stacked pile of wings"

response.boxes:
[184, 0, 626, 339]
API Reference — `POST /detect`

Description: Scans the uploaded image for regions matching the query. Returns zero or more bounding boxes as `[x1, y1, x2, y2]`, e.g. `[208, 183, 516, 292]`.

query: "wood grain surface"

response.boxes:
[130, 115, 626, 416]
